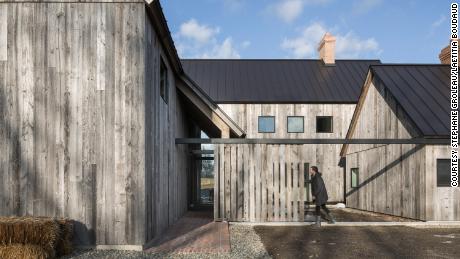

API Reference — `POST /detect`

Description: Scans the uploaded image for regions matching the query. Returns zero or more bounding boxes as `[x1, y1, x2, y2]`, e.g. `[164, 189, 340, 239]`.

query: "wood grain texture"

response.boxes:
[425, 145, 460, 221]
[0, 1, 190, 246]
[219, 103, 356, 203]
[0, 4, 6, 61]
[214, 144, 308, 222]
[144, 12, 189, 243]
[344, 81, 459, 221]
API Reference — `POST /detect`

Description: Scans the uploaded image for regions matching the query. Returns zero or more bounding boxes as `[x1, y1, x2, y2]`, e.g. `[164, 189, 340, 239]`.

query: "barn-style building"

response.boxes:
[182, 58, 379, 221]
[0, 0, 243, 249]
[341, 64, 459, 221]
[0, 0, 457, 249]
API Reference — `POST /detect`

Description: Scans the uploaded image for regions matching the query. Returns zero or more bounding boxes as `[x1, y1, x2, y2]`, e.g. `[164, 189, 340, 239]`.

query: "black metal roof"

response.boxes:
[371, 65, 450, 137]
[182, 59, 381, 104]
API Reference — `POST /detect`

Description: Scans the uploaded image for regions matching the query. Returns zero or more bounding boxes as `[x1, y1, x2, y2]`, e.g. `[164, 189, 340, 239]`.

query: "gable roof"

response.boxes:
[146, 1, 244, 137]
[340, 64, 450, 157]
[182, 59, 381, 104]
[371, 64, 450, 137]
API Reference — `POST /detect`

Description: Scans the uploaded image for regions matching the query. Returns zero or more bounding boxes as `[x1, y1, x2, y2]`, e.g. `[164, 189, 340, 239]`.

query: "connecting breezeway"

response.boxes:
[176, 138, 450, 222]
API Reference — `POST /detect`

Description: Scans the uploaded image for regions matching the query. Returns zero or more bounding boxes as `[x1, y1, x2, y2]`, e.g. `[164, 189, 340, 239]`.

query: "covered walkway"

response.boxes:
[145, 211, 230, 254]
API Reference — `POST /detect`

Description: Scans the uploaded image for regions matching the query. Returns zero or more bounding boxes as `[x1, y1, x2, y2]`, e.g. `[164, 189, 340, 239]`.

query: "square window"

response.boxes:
[437, 159, 451, 187]
[258, 116, 275, 133]
[351, 168, 359, 188]
[287, 116, 304, 133]
[316, 116, 333, 133]
[160, 58, 169, 104]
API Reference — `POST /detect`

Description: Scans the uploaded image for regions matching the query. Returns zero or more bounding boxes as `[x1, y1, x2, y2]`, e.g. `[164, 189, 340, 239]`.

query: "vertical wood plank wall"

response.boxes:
[0, 1, 146, 245]
[425, 145, 460, 221]
[214, 144, 318, 222]
[144, 13, 189, 242]
[344, 81, 435, 220]
[219, 104, 356, 203]
[0, 1, 190, 246]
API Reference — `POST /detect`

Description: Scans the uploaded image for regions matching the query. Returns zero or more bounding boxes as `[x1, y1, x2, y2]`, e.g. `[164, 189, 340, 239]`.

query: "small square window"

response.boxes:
[160, 58, 169, 104]
[437, 159, 451, 187]
[287, 116, 304, 133]
[258, 116, 275, 133]
[351, 168, 359, 188]
[316, 116, 333, 133]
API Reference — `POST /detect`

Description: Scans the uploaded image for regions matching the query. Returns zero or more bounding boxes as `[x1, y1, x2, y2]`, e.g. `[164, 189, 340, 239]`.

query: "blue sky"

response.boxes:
[162, 0, 451, 63]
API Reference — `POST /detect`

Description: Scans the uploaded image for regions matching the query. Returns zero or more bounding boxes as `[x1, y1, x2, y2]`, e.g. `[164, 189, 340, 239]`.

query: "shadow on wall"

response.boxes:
[0, 78, 20, 215]
[345, 144, 424, 197]
[0, 76, 96, 246]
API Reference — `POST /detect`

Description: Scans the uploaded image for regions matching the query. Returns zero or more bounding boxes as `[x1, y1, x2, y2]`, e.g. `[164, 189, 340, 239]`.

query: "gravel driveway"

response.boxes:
[62, 225, 270, 259]
[254, 225, 460, 259]
[62, 224, 460, 259]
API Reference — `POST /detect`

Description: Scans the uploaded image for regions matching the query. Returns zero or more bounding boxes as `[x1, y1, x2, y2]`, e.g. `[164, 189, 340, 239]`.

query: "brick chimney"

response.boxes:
[318, 32, 336, 65]
[439, 45, 450, 64]
[439, 40, 458, 64]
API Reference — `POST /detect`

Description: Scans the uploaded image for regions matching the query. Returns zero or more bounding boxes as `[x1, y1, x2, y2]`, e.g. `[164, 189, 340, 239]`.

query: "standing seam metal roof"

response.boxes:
[181, 59, 381, 103]
[371, 65, 451, 137]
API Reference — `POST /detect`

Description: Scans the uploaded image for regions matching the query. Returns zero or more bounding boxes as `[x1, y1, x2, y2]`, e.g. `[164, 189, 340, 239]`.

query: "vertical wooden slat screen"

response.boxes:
[214, 144, 307, 222]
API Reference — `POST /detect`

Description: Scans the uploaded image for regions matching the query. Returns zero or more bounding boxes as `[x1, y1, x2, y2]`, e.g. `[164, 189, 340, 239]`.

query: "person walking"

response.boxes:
[310, 166, 336, 226]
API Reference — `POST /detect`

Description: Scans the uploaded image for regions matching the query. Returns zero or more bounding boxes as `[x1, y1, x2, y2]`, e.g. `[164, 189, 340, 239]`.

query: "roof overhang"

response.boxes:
[178, 75, 246, 138]
[340, 71, 374, 157]
[340, 68, 449, 157]
[145, 0, 183, 74]
[145, 0, 245, 138]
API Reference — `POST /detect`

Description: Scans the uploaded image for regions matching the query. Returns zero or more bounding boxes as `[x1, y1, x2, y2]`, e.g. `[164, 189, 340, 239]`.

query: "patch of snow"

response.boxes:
[434, 234, 456, 239]
[335, 203, 346, 209]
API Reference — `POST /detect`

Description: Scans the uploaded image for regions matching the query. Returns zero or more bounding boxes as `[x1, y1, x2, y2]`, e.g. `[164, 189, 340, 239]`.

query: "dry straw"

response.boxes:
[0, 216, 74, 258]
[0, 244, 51, 259]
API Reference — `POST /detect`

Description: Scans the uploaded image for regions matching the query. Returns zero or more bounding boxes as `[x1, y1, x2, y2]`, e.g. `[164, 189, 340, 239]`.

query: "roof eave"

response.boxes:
[340, 70, 374, 157]
[180, 75, 246, 138]
[145, 0, 183, 74]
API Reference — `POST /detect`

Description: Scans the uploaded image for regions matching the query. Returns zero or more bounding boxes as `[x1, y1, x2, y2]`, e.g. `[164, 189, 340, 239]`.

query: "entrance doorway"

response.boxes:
[198, 153, 214, 205]
[190, 132, 215, 210]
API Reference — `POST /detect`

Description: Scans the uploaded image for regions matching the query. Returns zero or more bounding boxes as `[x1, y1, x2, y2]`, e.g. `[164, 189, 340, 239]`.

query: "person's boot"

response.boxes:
[327, 213, 336, 224]
[314, 216, 321, 227]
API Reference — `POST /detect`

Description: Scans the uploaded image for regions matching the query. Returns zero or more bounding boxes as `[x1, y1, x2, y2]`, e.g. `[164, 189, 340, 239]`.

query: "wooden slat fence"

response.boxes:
[214, 144, 310, 222]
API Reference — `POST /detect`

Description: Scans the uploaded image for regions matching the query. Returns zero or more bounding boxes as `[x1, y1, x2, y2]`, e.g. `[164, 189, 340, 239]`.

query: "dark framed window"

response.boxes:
[160, 58, 169, 104]
[287, 116, 304, 133]
[258, 116, 275, 133]
[437, 159, 451, 187]
[351, 168, 359, 188]
[316, 116, 333, 133]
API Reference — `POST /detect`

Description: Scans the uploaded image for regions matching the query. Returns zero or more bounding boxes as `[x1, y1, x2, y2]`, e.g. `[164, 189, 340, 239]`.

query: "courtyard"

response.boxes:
[63, 209, 460, 259]
[63, 225, 460, 259]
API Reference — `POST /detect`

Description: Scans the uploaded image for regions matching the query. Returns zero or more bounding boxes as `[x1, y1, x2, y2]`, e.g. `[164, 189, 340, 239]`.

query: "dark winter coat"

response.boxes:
[311, 172, 329, 206]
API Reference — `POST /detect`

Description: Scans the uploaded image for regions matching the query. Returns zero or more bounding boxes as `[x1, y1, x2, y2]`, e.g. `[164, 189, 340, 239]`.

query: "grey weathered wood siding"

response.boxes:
[219, 104, 355, 203]
[0, 1, 190, 246]
[144, 13, 189, 242]
[425, 145, 460, 221]
[344, 80, 460, 221]
[214, 144, 309, 222]
[0, 1, 147, 245]
[345, 81, 426, 219]
[345, 144, 426, 220]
